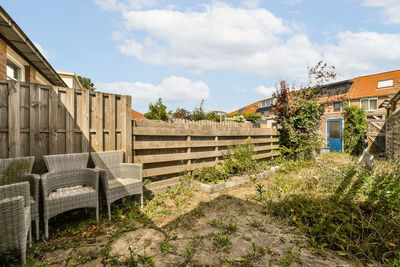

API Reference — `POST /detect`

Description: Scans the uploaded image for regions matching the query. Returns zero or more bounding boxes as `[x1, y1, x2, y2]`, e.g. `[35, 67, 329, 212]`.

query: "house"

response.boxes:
[0, 6, 66, 86]
[229, 96, 276, 127]
[56, 71, 83, 90]
[131, 109, 147, 120]
[320, 70, 400, 152]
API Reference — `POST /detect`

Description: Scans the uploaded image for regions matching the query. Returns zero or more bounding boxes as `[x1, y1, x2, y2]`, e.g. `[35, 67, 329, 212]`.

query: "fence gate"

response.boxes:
[367, 118, 385, 153]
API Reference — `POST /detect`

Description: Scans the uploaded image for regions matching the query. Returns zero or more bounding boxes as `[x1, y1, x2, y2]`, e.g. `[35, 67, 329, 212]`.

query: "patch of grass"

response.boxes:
[160, 237, 173, 254]
[278, 246, 302, 266]
[209, 218, 237, 235]
[253, 154, 400, 265]
[213, 233, 231, 249]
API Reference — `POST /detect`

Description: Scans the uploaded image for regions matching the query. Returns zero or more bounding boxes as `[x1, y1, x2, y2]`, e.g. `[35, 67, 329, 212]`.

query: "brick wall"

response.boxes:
[25, 65, 36, 82]
[0, 38, 6, 80]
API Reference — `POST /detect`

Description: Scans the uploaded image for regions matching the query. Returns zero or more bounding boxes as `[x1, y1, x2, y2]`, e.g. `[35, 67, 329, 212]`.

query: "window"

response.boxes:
[377, 79, 394, 89]
[360, 98, 378, 111]
[333, 101, 342, 112]
[258, 98, 273, 108]
[6, 61, 20, 81]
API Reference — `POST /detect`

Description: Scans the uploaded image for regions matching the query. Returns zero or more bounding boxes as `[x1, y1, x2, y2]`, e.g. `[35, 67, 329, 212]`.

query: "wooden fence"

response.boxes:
[0, 80, 132, 172]
[132, 119, 280, 181]
[386, 112, 400, 159]
[367, 118, 386, 153]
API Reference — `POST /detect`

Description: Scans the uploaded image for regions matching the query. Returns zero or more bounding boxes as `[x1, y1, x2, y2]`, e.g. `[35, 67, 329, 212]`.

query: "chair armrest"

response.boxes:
[0, 196, 25, 225]
[22, 173, 40, 201]
[119, 163, 143, 180]
[41, 169, 99, 198]
[0, 182, 30, 207]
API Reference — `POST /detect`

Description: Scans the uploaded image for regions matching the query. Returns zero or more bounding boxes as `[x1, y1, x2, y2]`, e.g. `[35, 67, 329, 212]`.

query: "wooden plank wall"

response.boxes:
[0, 80, 132, 172]
[132, 119, 280, 181]
[386, 112, 400, 159]
[366, 118, 386, 154]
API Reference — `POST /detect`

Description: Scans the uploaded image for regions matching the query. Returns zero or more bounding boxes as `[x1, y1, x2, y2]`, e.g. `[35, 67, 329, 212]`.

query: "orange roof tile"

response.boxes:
[229, 101, 259, 115]
[131, 109, 147, 119]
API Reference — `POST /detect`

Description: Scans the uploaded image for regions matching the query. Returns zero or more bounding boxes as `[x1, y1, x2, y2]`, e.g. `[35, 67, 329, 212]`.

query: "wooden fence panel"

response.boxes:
[0, 80, 132, 173]
[132, 119, 280, 181]
[386, 112, 400, 159]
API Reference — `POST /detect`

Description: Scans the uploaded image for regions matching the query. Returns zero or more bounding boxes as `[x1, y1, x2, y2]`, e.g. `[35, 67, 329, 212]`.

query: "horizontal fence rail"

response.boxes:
[0, 80, 132, 172]
[132, 119, 280, 181]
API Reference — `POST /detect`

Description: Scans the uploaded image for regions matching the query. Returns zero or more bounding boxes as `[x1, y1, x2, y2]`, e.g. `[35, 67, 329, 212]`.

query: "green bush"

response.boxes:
[226, 113, 261, 123]
[343, 104, 367, 156]
[192, 139, 265, 184]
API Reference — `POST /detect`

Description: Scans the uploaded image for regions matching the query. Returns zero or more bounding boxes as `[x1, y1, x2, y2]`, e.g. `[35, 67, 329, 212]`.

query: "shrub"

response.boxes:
[144, 98, 171, 121]
[343, 104, 367, 156]
[226, 114, 261, 123]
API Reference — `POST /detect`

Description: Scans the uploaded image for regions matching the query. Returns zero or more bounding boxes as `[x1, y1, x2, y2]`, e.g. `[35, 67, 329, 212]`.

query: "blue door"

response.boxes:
[327, 119, 342, 152]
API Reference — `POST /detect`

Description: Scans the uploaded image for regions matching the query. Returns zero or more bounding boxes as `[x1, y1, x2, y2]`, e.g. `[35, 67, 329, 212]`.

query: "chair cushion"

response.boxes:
[48, 185, 95, 199]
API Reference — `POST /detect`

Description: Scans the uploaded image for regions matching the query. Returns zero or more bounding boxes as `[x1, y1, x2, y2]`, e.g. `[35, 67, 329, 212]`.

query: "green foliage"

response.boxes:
[253, 155, 400, 265]
[190, 99, 207, 121]
[274, 82, 325, 160]
[144, 98, 172, 121]
[172, 108, 191, 120]
[0, 160, 30, 186]
[226, 113, 261, 123]
[343, 104, 367, 156]
[77, 75, 95, 91]
[192, 139, 266, 184]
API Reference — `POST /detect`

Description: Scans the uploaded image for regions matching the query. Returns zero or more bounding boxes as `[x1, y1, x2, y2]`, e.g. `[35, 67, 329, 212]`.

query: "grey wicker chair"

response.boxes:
[0, 182, 32, 265]
[42, 153, 99, 239]
[91, 150, 143, 220]
[0, 156, 40, 240]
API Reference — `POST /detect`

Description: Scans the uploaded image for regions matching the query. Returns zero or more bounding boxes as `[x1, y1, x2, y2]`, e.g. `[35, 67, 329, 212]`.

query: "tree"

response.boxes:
[273, 61, 336, 159]
[173, 108, 191, 120]
[144, 98, 171, 121]
[77, 75, 96, 91]
[190, 99, 207, 121]
[343, 104, 367, 156]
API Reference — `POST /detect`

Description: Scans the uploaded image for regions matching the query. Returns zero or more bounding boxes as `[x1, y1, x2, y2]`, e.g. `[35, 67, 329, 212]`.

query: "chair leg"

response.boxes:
[96, 206, 99, 222]
[141, 193, 143, 208]
[21, 249, 26, 265]
[35, 219, 39, 241]
[29, 227, 32, 248]
[45, 219, 49, 240]
[107, 202, 111, 221]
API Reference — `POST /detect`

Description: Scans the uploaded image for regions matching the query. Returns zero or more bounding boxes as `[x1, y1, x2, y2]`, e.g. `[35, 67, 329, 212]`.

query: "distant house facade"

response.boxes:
[229, 96, 276, 127]
[56, 71, 83, 90]
[320, 70, 400, 152]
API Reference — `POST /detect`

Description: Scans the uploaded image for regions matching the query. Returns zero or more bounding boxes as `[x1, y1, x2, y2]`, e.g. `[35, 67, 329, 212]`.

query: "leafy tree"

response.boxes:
[273, 61, 336, 159]
[77, 75, 95, 91]
[144, 98, 171, 121]
[190, 99, 207, 121]
[173, 108, 191, 120]
[343, 104, 367, 156]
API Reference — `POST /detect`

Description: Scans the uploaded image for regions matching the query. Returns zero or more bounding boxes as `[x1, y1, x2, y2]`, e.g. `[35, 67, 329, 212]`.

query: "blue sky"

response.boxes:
[2, 0, 400, 113]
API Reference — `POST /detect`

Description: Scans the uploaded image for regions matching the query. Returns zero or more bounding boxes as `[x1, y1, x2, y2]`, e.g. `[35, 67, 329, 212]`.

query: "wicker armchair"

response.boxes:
[91, 150, 143, 220]
[0, 156, 40, 240]
[0, 182, 32, 265]
[42, 153, 99, 239]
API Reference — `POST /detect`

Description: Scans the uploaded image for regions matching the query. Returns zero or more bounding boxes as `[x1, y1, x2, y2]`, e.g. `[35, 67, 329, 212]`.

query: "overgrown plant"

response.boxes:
[144, 98, 172, 121]
[273, 61, 336, 159]
[343, 104, 367, 156]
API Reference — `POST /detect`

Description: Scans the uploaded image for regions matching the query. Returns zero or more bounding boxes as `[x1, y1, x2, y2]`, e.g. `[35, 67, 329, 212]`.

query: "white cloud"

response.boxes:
[253, 85, 276, 97]
[96, 76, 210, 110]
[117, 2, 321, 79]
[240, 0, 260, 8]
[363, 0, 400, 24]
[323, 31, 400, 77]
[282, 0, 302, 5]
[94, 0, 156, 11]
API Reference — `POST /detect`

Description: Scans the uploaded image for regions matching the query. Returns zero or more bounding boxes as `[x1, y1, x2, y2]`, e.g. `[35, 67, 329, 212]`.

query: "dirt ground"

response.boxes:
[23, 154, 354, 266]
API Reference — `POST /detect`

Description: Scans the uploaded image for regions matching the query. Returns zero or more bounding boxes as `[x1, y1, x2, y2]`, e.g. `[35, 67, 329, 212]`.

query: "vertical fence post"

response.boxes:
[8, 80, 20, 157]
[65, 88, 75, 153]
[121, 95, 132, 162]
[48, 86, 58, 155]
[81, 89, 90, 152]
[30, 83, 40, 157]
[95, 92, 103, 152]
[215, 136, 219, 162]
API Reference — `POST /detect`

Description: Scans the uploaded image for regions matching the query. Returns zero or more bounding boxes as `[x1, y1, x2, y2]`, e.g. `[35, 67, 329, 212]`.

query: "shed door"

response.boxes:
[327, 119, 342, 152]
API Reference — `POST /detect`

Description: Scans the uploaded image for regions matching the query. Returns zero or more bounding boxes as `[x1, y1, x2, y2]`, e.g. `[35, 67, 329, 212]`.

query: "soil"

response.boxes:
[27, 154, 354, 266]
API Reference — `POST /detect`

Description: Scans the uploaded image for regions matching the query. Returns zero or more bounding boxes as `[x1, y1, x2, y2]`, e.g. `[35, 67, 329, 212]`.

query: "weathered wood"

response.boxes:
[29, 83, 40, 157]
[94, 92, 103, 151]
[81, 89, 90, 152]
[65, 88, 74, 153]
[8, 80, 20, 157]
[48, 86, 58, 155]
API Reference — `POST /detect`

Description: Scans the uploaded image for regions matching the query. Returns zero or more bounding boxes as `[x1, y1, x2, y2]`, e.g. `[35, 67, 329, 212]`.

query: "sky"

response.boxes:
[2, 0, 400, 113]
